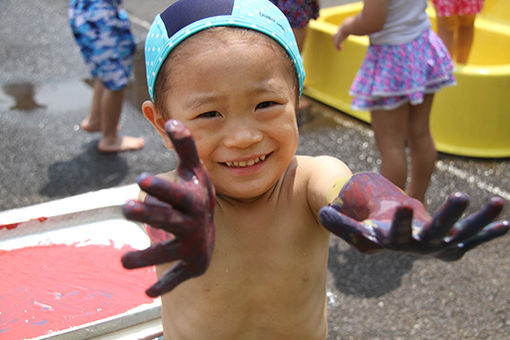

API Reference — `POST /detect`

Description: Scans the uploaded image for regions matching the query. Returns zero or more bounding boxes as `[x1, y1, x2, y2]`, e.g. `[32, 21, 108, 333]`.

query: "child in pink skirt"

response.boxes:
[332, 0, 456, 204]
[432, 0, 484, 63]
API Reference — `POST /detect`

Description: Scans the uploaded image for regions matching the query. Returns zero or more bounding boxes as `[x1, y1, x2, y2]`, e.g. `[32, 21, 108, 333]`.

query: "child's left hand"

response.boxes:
[319, 173, 509, 261]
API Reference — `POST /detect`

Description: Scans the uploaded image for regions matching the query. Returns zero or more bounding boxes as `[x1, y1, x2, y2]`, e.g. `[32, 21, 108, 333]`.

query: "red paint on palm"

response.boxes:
[334, 173, 428, 223]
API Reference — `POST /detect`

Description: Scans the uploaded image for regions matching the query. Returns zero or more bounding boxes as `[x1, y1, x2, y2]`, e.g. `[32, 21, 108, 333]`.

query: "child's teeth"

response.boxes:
[227, 155, 266, 167]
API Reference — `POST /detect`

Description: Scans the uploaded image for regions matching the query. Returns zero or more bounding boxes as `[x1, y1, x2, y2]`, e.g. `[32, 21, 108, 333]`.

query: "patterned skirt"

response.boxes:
[350, 28, 456, 111]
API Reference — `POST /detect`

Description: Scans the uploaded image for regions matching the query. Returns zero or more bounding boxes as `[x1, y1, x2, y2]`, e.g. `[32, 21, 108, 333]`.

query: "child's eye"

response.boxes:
[256, 101, 277, 110]
[196, 111, 221, 119]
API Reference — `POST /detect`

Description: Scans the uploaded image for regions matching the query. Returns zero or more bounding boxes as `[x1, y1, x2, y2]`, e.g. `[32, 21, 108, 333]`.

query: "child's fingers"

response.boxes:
[446, 197, 504, 244]
[121, 239, 184, 269]
[418, 192, 468, 245]
[435, 220, 509, 262]
[122, 199, 192, 236]
[146, 261, 195, 297]
[458, 220, 510, 253]
[383, 206, 413, 248]
[319, 206, 381, 252]
[164, 119, 202, 174]
[137, 173, 193, 211]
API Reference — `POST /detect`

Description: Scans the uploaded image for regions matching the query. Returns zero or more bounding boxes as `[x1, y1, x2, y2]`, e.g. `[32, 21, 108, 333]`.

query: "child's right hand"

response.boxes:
[332, 17, 354, 51]
[121, 120, 215, 297]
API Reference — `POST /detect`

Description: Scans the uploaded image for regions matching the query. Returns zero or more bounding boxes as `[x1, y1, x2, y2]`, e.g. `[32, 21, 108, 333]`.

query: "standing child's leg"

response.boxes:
[435, 15, 458, 60]
[456, 14, 476, 64]
[370, 104, 410, 191]
[294, 26, 310, 111]
[97, 83, 145, 152]
[80, 78, 104, 132]
[406, 94, 437, 203]
[293, 27, 307, 52]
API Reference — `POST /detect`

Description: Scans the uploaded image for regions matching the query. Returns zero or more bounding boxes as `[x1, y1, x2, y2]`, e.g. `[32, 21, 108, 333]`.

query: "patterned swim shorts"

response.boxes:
[432, 0, 484, 17]
[69, 0, 136, 91]
[270, 0, 320, 28]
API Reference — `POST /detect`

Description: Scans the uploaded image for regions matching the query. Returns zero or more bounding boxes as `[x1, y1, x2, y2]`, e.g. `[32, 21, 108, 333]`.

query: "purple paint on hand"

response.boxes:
[320, 172, 509, 261]
[121, 120, 215, 297]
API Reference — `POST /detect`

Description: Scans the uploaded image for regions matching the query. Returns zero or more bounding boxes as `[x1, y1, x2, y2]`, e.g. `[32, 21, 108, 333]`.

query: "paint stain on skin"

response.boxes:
[0, 242, 156, 339]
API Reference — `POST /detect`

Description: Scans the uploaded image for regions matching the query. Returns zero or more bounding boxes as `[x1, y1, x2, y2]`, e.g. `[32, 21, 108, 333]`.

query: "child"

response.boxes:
[121, 0, 508, 339]
[269, 0, 320, 52]
[432, 0, 484, 64]
[269, 0, 320, 111]
[69, 0, 145, 152]
[333, 0, 456, 204]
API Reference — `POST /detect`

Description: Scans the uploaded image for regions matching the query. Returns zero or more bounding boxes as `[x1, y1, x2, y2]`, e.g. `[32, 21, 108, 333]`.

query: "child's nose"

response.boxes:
[223, 120, 263, 149]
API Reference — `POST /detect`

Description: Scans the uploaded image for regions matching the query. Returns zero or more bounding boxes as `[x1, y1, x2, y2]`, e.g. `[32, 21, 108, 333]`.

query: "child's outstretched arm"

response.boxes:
[333, 0, 388, 51]
[319, 172, 509, 261]
[121, 120, 215, 297]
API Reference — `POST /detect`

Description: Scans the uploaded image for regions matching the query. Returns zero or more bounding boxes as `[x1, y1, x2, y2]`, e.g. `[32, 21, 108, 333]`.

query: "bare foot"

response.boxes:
[80, 120, 121, 133]
[80, 119, 101, 132]
[98, 136, 145, 153]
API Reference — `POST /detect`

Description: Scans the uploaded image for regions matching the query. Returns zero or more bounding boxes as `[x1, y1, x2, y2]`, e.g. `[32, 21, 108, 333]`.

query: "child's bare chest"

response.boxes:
[159, 202, 330, 339]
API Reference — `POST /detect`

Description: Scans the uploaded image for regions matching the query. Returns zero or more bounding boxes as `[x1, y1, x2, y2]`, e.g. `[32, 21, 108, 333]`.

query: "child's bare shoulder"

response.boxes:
[294, 155, 352, 213]
[295, 154, 351, 180]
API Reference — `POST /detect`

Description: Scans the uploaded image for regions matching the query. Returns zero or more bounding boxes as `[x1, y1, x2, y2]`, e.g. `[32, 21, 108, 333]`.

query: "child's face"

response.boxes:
[145, 29, 299, 201]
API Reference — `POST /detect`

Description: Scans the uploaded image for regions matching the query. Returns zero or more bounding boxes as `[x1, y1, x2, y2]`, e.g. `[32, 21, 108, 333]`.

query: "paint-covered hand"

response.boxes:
[319, 172, 509, 261]
[121, 120, 215, 297]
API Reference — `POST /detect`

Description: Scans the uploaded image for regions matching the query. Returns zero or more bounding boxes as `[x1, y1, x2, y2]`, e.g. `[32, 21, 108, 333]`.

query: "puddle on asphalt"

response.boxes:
[0, 49, 149, 113]
[0, 77, 148, 114]
[1, 82, 46, 111]
[0, 80, 92, 113]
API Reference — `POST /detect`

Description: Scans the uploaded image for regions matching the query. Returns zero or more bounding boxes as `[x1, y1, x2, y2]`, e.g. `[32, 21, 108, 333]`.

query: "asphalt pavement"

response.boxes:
[1, 0, 509, 339]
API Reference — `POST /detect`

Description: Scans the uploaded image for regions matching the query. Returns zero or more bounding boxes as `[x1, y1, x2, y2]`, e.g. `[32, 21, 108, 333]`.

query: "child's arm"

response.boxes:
[319, 172, 509, 261]
[121, 120, 215, 297]
[333, 0, 388, 51]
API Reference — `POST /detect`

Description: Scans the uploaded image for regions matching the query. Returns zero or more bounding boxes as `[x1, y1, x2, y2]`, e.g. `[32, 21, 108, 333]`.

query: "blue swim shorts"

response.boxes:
[69, 0, 136, 91]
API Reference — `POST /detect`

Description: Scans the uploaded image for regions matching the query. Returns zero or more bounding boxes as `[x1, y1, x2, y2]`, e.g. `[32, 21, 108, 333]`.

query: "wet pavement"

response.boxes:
[1, 0, 509, 339]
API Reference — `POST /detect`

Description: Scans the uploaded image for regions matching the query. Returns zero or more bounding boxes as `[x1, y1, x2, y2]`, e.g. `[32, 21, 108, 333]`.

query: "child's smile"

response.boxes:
[224, 154, 267, 168]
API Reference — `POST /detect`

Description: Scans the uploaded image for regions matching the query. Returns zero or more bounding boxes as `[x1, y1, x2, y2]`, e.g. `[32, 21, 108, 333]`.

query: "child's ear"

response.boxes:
[142, 100, 174, 150]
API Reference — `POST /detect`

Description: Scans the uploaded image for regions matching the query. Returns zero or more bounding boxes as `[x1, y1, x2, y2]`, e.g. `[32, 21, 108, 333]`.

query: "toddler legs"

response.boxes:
[436, 14, 476, 64]
[84, 78, 145, 152]
[293, 27, 307, 53]
[456, 15, 476, 64]
[405, 95, 437, 203]
[370, 105, 409, 191]
[370, 95, 437, 203]
[81, 78, 104, 132]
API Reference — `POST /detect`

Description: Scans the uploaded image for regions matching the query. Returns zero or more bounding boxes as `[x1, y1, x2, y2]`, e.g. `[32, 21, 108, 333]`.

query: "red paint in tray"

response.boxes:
[0, 241, 156, 339]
